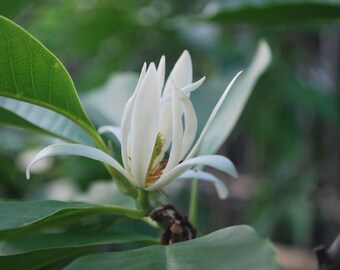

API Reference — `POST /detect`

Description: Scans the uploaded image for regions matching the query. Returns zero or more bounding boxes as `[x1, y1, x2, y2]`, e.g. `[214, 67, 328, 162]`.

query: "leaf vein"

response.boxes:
[23, 37, 37, 99]
[7, 36, 19, 95]
[48, 64, 53, 104]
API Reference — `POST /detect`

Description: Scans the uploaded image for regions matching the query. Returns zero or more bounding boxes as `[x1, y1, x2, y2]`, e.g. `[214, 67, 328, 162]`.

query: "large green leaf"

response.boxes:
[0, 200, 143, 239]
[202, 0, 340, 24]
[0, 16, 97, 143]
[0, 97, 94, 145]
[198, 40, 271, 155]
[0, 232, 155, 256]
[65, 225, 279, 270]
[0, 248, 82, 270]
[0, 231, 157, 270]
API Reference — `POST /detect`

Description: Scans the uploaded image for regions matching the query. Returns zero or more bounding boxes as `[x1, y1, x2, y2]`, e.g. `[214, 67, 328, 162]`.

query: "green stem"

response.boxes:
[189, 179, 199, 227]
[137, 188, 152, 214]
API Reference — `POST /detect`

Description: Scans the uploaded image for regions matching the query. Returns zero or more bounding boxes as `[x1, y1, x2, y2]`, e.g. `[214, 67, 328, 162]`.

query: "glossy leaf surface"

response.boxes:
[65, 225, 279, 270]
[0, 16, 97, 144]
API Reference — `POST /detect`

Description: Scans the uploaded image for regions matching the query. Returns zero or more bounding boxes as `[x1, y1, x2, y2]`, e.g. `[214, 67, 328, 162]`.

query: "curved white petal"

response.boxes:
[181, 76, 205, 96]
[177, 89, 197, 160]
[154, 74, 202, 162]
[157, 55, 165, 88]
[157, 100, 173, 158]
[162, 50, 193, 98]
[169, 50, 193, 90]
[161, 77, 206, 103]
[186, 71, 243, 159]
[26, 144, 131, 183]
[137, 63, 148, 87]
[98, 125, 121, 143]
[130, 63, 161, 186]
[158, 51, 194, 155]
[178, 170, 229, 199]
[147, 154, 237, 191]
[163, 84, 184, 174]
[121, 63, 147, 173]
[121, 94, 135, 173]
[157, 100, 174, 160]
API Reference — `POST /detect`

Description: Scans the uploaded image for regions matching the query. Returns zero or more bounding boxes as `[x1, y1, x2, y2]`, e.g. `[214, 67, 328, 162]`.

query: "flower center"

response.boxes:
[144, 132, 166, 186]
[145, 159, 168, 185]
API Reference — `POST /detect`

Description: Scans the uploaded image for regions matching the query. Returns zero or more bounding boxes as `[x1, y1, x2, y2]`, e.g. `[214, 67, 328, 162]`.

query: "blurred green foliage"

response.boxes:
[0, 0, 339, 249]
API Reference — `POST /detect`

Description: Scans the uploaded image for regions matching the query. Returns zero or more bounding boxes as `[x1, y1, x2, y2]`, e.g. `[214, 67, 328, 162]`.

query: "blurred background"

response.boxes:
[1, 1, 339, 269]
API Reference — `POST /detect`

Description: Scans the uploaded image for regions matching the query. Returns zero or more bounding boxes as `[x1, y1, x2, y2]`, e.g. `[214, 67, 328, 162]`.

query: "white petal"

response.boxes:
[169, 50, 193, 89]
[162, 50, 193, 98]
[137, 63, 148, 87]
[186, 71, 243, 159]
[163, 84, 184, 173]
[184, 155, 238, 178]
[158, 51, 193, 153]
[130, 63, 161, 186]
[26, 144, 131, 183]
[147, 154, 237, 191]
[158, 101, 172, 152]
[157, 55, 165, 88]
[177, 89, 197, 160]
[120, 63, 147, 173]
[98, 125, 121, 142]
[156, 78, 202, 164]
[121, 93, 135, 173]
[161, 77, 206, 103]
[181, 76, 205, 96]
[178, 170, 229, 199]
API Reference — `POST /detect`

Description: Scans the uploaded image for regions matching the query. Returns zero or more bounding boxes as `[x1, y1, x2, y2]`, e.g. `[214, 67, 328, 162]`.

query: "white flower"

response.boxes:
[27, 51, 241, 199]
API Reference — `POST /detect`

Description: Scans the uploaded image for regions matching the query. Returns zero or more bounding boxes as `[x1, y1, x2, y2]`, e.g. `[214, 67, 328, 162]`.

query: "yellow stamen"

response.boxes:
[145, 159, 168, 185]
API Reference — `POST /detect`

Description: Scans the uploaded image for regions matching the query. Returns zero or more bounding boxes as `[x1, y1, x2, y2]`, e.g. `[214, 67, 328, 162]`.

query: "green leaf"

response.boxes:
[0, 16, 97, 144]
[0, 231, 157, 270]
[0, 248, 82, 270]
[0, 97, 94, 145]
[0, 232, 155, 256]
[198, 40, 271, 155]
[65, 225, 279, 270]
[0, 200, 144, 239]
[202, 0, 340, 24]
